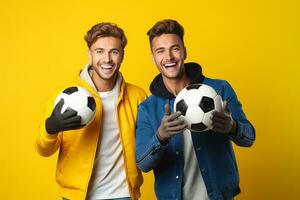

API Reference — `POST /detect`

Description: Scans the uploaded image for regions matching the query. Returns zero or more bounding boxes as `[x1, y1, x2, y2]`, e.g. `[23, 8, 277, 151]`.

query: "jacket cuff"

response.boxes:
[229, 120, 242, 140]
[155, 132, 169, 146]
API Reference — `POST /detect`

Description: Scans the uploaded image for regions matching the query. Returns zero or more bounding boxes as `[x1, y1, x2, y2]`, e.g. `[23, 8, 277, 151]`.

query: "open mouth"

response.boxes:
[100, 64, 113, 70]
[163, 62, 177, 68]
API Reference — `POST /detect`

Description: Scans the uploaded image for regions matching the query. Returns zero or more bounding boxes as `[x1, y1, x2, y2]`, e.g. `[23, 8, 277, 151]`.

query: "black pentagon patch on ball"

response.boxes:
[191, 122, 207, 132]
[176, 99, 188, 116]
[87, 97, 96, 111]
[186, 83, 201, 90]
[63, 86, 79, 95]
[199, 96, 215, 113]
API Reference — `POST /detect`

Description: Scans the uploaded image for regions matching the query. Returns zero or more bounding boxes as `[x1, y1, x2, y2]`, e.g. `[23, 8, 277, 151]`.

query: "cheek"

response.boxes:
[91, 54, 97, 61]
[112, 56, 122, 65]
[92, 55, 103, 64]
[152, 55, 162, 65]
[174, 51, 183, 59]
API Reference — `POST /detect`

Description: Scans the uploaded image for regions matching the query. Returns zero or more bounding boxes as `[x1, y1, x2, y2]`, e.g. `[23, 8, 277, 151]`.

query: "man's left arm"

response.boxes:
[212, 81, 255, 147]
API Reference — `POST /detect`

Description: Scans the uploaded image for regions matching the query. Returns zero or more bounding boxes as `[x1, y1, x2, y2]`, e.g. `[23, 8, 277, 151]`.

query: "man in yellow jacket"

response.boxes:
[36, 22, 147, 200]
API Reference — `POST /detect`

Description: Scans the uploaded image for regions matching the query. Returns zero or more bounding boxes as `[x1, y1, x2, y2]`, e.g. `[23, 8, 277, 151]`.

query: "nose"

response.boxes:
[103, 52, 112, 63]
[165, 50, 174, 61]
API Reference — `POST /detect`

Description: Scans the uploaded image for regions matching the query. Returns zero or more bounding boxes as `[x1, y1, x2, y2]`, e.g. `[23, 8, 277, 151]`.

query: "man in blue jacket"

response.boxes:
[135, 19, 255, 200]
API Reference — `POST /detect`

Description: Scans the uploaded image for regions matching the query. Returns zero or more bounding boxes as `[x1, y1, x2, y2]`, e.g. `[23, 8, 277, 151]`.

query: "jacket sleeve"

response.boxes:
[135, 105, 168, 172]
[35, 94, 62, 157]
[222, 81, 256, 147]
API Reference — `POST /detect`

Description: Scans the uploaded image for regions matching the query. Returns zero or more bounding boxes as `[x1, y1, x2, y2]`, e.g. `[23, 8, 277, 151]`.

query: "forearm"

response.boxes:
[229, 120, 255, 147]
[35, 124, 61, 157]
[136, 133, 167, 172]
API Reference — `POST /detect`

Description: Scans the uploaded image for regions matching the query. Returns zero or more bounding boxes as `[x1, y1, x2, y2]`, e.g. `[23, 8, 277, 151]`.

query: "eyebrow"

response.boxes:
[94, 48, 121, 52]
[154, 44, 181, 52]
[154, 47, 165, 52]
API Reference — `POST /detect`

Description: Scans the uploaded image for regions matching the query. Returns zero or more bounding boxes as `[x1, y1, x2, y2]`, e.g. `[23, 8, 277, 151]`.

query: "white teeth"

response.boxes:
[101, 65, 113, 69]
[164, 63, 176, 67]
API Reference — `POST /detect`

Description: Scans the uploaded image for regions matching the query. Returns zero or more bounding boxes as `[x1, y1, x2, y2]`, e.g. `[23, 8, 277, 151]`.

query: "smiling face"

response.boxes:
[151, 33, 186, 80]
[89, 36, 123, 83]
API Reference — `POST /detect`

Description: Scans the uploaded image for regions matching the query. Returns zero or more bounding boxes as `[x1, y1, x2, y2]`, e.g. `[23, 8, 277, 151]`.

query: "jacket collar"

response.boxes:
[150, 62, 205, 98]
[78, 65, 125, 99]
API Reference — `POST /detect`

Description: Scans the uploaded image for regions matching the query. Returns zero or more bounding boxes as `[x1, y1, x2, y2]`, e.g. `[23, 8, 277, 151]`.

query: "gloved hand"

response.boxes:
[45, 99, 84, 134]
[157, 104, 187, 142]
[212, 101, 237, 134]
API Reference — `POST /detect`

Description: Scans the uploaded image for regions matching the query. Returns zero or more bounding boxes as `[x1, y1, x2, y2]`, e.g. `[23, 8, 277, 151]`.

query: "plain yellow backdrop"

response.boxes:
[0, 0, 299, 199]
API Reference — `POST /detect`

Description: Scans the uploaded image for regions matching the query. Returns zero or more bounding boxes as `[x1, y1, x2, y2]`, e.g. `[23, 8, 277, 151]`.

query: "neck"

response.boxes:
[163, 73, 190, 96]
[89, 70, 117, 92]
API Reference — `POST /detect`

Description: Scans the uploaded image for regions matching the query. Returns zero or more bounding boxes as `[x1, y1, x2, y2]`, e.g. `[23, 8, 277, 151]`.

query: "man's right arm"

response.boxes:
[135, 104, 186, 172]
[35, 98, 63, 157]
[35, 98, 83, 157]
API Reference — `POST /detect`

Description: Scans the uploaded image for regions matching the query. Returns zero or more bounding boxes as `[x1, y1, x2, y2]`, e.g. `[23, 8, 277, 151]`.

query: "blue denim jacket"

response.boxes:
[135, 64, 255, 200]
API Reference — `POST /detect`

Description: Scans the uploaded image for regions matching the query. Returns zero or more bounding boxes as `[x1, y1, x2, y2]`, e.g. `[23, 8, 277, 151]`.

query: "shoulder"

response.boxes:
[203, 77, 233, 92]
[139, 95, 167, 111]
[125, 83, 146, 95]
[124, 82, 147, 100]
[125, 82, 145, 92]
[203, 77, 237, 100]
[139, 95, 156, 105]
[203, 77, 229, 87]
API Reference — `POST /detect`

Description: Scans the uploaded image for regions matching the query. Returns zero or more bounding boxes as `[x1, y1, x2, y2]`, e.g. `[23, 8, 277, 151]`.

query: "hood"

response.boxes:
[79, 64, 123, 93]
[149, 62, 205, 98]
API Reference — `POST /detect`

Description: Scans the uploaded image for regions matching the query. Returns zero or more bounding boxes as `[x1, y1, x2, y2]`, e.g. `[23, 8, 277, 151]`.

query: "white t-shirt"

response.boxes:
[86, 76, 130, 199]
[182, 129, 209, 200]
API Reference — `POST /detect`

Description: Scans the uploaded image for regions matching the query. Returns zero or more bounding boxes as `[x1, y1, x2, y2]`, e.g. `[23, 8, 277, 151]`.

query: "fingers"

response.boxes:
[167, 123, 188, 133]
[159, 106, 187, 140]
[211, 121, 231, 133]
[166, 111, 182, 121]
[211, 126, 225, 133]
[64, 115, 82, 124]
[212, 118, 226, 129]
[212, 112, 229, 122]
[222, 101, 231, 114]
[164, 104, 171, 116]
[62, 108, 78, 119]
[54, 98, 64, 113]
[163, 117, 187, 133]
[212, 110, 229, 133]
[167, 117, 185, 127]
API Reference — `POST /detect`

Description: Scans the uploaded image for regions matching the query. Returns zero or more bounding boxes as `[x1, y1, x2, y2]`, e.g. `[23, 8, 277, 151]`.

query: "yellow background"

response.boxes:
[0, 0, 299, 199]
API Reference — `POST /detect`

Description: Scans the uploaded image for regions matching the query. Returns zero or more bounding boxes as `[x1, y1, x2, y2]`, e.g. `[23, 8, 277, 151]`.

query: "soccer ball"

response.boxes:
[174, 83, 223, 132]
[54, 86, 96, 125]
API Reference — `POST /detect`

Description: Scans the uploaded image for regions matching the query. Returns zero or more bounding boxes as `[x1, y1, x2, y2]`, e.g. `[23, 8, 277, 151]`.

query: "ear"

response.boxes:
[88, 50, 92, 64]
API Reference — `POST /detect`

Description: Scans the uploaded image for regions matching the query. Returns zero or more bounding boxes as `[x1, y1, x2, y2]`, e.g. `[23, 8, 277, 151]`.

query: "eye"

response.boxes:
[156, 49, 164, 54]
[173, 47, 180, 51]
[96, 50, 104, 54]
[112, 50, 119, 55]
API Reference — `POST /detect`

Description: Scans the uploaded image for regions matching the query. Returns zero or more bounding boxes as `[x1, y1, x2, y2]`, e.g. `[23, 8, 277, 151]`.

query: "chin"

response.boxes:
[100, 73, 118, 81]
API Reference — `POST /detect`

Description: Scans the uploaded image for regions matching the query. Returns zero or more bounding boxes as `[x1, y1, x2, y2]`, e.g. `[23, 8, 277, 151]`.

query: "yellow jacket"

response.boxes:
[36, 70, 147, 200]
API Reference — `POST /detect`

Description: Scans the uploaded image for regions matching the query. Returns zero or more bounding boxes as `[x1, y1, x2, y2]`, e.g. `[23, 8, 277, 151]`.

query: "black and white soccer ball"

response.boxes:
[54, 86, 96, 125]
[174, 83, 223, 132]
